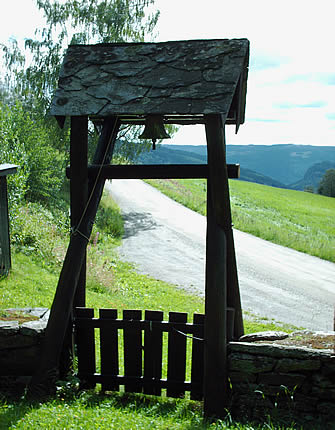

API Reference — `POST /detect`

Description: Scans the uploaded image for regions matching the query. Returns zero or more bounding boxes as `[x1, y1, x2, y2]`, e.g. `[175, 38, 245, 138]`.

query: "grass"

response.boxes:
[0, 187, 311, 429]
[145, 179, 335, 263]
[0, 391, 305, 430]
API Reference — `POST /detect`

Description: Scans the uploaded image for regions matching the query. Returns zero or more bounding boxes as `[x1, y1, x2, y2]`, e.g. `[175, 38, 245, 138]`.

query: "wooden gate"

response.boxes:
[74, 307, 205, 399]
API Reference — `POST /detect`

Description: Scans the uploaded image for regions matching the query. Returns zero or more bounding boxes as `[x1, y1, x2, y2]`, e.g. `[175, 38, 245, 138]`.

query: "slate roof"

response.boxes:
[50, 39, 249, 127]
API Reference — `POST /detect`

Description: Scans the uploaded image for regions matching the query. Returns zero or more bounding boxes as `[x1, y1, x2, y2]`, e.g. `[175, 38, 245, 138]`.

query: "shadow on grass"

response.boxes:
[0, 388, 330, 430]
[0, 394, 43, 430]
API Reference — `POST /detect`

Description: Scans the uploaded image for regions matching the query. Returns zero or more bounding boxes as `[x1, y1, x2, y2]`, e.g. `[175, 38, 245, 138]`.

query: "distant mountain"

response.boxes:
[166, 144, 335, 185]
[139, 144, 286, 188]
[239, 168, 286, 188]
[289, 161, 335, 191]
[138, 143, 335, 190]
[138, 146, 205, 165]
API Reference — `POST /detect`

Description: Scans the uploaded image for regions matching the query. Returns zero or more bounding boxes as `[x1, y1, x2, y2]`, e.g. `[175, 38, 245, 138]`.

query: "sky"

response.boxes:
[1, 0, 335, 147]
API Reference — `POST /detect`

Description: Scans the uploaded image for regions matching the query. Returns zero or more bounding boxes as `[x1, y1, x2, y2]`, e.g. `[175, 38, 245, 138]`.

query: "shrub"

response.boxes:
[0, 101, 65, 205]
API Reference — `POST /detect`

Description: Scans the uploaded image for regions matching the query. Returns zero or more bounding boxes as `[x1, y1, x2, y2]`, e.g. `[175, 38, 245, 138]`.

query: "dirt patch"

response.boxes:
[274, 331, 335, 351]
[0, 309, 39, 324]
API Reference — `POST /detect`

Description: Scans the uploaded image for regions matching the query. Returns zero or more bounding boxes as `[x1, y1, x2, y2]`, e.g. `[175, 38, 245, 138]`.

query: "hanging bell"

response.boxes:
[139, 115, 170, 150]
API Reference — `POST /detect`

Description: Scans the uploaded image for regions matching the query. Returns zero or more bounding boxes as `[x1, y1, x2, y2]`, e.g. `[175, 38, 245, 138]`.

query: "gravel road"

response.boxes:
[106, 179, 335, 331]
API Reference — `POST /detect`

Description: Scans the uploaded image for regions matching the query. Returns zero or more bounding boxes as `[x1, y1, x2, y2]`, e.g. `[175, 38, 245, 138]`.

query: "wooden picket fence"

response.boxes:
[74, 308, 205, 399]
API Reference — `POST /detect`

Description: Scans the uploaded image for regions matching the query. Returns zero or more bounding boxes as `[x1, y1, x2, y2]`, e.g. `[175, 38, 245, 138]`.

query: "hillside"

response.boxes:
[138, 143, 335, 190]
[139, 145, 286, 188]
[289, 161, 335, 191]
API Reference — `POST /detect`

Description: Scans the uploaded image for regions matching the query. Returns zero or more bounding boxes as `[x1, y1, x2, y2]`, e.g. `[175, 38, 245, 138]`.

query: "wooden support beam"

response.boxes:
[203, 114, 244, 419]
[59, 117, 88, 378]
[205, 115, 244, 340]
[70, 116, 88, 308]
[27, 117, 120, 398]
[66, 163, 240, 180]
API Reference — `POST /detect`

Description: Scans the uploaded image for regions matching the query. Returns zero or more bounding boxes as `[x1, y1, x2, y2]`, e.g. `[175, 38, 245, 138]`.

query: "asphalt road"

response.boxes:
[106, 179, 335, 331]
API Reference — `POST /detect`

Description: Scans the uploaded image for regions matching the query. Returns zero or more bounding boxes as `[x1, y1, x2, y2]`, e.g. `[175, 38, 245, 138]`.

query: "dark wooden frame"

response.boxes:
[0, 164, 18, 277]
[29, 115, 243, 420]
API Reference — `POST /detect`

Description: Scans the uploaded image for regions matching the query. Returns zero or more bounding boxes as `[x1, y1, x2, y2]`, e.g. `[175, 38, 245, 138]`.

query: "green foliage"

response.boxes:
[0, 101, 65, 204]
[317, 168, 335, 197]
[10, 202, 69, 269]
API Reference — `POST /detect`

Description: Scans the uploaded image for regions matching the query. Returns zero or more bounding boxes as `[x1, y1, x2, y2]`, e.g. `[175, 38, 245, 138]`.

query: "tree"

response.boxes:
[1, 1, 161, 168]
[0, 100, 65, 204]
[317, 169, 335, 197]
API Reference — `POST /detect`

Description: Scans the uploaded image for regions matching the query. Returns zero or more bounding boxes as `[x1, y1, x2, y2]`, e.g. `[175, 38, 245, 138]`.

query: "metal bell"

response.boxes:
[139, 115, 170, 150]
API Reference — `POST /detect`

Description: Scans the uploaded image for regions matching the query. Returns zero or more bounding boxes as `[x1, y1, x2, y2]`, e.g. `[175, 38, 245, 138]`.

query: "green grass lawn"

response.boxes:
[146, 179, 335, 263]
[0, 250, 301, 430]
[0, 188, 312, 430]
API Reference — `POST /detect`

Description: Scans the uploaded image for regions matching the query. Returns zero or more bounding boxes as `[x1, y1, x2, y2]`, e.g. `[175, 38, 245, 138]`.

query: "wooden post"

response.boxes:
[203, 114, 244, 419]
[70, 116, 88, 308]
[0, 165, 18, 277]
[205, 114, 244, 339]
[28, 117, 120, 398]
[59, 117, 88, 378]
[203, 177, 228, 418]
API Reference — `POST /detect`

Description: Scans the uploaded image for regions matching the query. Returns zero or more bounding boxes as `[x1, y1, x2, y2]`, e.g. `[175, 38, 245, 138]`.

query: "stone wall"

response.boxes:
[0, 308, 49, 393]
[228, 337, 335, 424]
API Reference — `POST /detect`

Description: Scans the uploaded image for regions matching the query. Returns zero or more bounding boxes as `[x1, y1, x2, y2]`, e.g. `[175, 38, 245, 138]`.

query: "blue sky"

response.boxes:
[1, 0, 334, 146]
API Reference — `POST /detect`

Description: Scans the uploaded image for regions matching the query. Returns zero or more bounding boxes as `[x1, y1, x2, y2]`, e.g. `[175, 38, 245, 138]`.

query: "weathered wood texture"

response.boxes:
[50, 39, 249, 121]
[70, 116, 88, 308]
[205, 114, 243, 339]
[74, 309, 205, 398]
[203, 113, 244, 419]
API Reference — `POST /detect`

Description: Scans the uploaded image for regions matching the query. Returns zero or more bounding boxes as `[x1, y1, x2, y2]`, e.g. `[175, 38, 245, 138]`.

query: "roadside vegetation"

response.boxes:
[146, 178, 335, 263]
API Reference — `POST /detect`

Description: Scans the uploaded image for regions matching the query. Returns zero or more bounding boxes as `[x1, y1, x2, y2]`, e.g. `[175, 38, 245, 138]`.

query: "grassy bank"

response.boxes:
[0, 188, 306, 429]
[145, 179, 335, 263]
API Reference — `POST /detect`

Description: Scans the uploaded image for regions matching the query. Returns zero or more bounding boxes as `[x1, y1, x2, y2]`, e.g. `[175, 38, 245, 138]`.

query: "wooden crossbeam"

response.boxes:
[66, 163, 240, 180]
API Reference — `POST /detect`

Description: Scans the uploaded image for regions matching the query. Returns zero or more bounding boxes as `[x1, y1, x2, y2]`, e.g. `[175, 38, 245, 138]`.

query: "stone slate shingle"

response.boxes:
[50, 39, 249, 122]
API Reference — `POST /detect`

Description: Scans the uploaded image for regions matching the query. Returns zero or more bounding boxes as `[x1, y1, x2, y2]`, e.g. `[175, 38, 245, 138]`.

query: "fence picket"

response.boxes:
[123, 310, 143, 393]
[75, 307, 96, 389]
[191, 313, 205, 400]
[99, 309, 119, 391]
[143, 310, 164, 395]
[167, 312, 188, 398]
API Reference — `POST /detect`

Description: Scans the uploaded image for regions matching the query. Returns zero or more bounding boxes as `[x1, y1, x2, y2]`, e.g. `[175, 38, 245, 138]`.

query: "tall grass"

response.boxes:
[146, 179, 335, 263]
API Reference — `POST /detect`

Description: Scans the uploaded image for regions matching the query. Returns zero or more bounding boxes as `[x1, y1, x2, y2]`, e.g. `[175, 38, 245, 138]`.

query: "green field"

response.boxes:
[146, 179, 335, 263]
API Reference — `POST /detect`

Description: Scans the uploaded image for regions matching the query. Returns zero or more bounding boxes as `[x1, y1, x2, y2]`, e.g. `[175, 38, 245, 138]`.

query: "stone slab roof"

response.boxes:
[50, 39, 249, 125]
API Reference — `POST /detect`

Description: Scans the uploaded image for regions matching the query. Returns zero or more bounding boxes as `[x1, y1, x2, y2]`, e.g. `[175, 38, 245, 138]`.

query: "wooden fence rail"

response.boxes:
[74, 308, 205, 399]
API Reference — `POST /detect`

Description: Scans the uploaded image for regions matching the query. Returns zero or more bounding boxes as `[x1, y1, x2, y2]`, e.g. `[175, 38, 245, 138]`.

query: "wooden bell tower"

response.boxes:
[29, 39, 249, 418]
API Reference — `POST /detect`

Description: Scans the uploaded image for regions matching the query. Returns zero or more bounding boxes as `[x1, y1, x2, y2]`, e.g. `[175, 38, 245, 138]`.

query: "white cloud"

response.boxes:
[154, 0, 335, 146]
